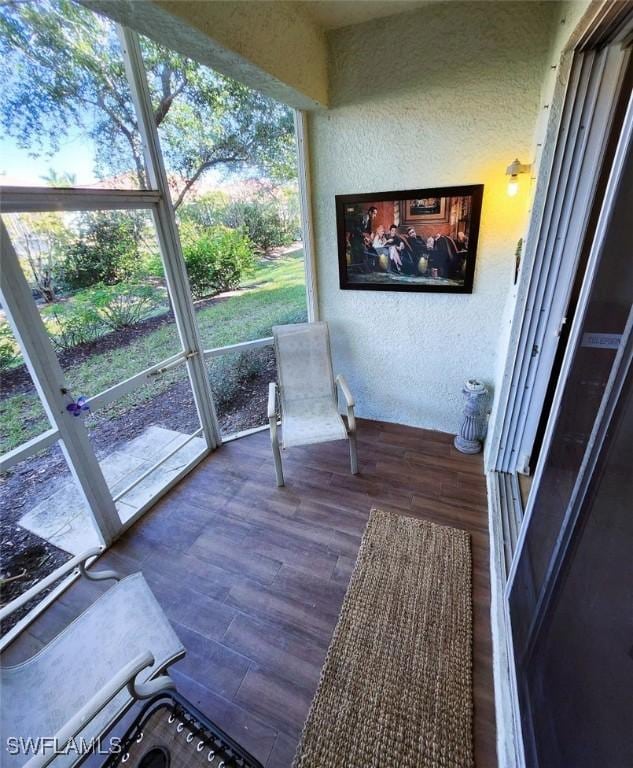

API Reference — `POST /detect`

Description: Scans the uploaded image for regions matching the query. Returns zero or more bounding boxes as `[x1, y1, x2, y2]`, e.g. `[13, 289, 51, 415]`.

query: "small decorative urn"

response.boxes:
[454, 379, 488, 454]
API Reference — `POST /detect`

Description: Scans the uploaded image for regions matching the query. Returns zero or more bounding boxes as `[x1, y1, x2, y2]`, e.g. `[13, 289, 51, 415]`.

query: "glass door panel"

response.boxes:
[509, 133, 633, 653]
[519, 356, 633, 766]
[0, 322, 101, 625]
[2, 205, 209, 535]
[509, 112, 633, 765]
[84, 361, 206, 524]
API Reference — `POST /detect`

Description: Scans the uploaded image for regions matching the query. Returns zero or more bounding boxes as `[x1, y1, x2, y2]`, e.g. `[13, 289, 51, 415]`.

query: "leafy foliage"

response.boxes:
[88, 283, 163, 330]
[41, 302, 103, 351]
[207, 349, 269, 407]
[0, 323, 21, 372]
[4, 212, 69, 302]
[0, 0, 296, 206]
[40, 280, 164, 349]
[183, 227, 254, 299]
[221, 201, 291, 251]
[179, 185, 301, 251]
[55, 212, 143, 290]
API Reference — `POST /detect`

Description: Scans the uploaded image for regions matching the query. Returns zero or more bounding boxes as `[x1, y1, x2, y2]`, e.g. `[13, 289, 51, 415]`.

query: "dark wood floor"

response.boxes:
[7, 419, 496, 767]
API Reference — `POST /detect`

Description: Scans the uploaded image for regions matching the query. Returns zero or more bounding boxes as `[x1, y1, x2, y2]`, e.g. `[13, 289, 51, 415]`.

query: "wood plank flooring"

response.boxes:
[7, 419, 496, 767]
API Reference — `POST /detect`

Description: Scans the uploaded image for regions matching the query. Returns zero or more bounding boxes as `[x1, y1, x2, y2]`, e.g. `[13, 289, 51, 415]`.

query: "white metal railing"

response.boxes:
[85, 350, 188, 412]
[203, 335, 273, 358]
[0, 338, 274, 473]
[0, 427, 60, 473]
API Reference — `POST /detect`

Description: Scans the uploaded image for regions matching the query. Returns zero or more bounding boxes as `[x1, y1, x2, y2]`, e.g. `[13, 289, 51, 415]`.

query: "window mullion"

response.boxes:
[116, 26, 221, 450]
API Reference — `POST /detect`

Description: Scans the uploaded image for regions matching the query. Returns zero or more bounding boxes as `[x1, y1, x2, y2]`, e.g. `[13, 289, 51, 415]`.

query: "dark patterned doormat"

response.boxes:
[293, 508, 474, 768]
[102, 692, 263, 768]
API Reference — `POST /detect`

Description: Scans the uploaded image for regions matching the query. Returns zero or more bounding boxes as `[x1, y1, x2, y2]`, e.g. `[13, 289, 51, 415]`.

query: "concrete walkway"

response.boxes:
[19, 426, 206, 555]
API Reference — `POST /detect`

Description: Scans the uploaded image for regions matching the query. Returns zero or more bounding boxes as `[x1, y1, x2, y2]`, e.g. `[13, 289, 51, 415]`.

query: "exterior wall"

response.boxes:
[308, 1, 560, 435]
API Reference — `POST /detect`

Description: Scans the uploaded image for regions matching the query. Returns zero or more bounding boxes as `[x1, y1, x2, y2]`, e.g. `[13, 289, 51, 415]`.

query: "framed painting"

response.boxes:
[336, 184, 483, 293]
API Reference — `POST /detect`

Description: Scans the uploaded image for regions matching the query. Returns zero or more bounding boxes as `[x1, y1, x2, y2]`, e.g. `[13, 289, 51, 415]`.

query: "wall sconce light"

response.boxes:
[506, 158, 531, 197]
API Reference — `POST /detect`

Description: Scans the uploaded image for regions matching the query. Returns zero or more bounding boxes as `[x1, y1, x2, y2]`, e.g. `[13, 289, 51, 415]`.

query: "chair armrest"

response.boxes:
[336, 374, 355, 407]
[268, 382, 278, 420]
[25, 651, 173, 768]
[0, 546, 109, 625]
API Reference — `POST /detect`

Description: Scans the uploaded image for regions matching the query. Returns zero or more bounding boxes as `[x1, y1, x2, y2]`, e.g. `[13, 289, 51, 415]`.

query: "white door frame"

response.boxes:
[507, 89, 633, 766]
[486, 5, 633, 766]
[487, 40, 631, 475]
[118, 27, 221, 450]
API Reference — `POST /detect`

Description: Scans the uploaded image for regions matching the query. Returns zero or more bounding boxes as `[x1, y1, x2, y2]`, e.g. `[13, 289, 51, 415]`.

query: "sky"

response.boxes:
[0, 127, 235, 191]
[0, 129, 101, 187]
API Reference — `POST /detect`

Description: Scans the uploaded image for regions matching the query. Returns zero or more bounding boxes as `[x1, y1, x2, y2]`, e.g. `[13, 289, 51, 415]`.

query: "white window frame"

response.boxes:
[1, 10, 319, 632]
[294, 110, 319, 321]
[507, 88, 633, 768]
[0, 24, 221, 548]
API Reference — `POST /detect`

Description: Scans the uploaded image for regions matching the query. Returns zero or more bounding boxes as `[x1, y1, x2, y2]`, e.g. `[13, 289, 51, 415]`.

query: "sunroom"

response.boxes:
[0, 1, 631, 767]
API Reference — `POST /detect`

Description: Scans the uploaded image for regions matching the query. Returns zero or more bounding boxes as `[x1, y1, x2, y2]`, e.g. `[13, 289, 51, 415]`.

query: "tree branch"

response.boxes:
[154, 65, 187, 127]
[173, 155, 245, 209]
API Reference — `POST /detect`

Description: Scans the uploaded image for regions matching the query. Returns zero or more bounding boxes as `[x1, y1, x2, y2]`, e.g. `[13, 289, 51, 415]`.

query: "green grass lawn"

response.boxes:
[0, 249, 307, 455]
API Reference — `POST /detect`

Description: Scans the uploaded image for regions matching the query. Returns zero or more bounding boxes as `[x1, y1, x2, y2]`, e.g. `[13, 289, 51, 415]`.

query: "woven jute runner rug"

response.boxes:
[293, 507, 473, 768]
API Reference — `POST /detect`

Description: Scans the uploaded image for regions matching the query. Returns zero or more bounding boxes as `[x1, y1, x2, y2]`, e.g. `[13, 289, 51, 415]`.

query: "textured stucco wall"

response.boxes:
[89, 0, 328, 109]
[309, 1, 560, 435]
[155, 1, 329, 107]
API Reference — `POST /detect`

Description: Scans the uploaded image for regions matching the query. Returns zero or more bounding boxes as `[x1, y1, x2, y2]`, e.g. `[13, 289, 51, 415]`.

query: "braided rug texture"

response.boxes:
[293, 507, 474, 768]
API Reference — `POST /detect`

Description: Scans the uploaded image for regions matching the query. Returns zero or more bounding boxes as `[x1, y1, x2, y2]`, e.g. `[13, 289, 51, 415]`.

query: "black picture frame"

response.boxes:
[336, 184, 484, 293]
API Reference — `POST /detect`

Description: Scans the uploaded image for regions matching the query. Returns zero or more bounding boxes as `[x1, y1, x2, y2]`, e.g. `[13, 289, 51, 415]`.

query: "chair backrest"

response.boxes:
[273, 322, 336, 406]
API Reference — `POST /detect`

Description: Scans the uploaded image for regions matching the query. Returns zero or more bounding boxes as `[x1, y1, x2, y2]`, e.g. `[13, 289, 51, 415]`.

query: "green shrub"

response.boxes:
[184, 227, 254, 300]
[222, 200, 294, 251]
[55, 212, 141, 291]
[142, 252, 166, 279]
[207, 348, 268, 407]
[87, 283, 164, 330]
[0, 323, 22, 372]
[41, 302, 103, 351]
[178, 187, 301, 253]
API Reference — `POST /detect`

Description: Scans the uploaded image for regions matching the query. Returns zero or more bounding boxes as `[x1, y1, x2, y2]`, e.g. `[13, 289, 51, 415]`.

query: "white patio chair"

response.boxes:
[268, 321, 358, 487]
[0, 547, 184, 768]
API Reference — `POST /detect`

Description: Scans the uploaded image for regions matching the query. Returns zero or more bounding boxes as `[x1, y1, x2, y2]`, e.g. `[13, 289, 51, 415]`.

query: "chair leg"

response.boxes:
[271, 433, 285, 487]
[349, 433, 359, 475]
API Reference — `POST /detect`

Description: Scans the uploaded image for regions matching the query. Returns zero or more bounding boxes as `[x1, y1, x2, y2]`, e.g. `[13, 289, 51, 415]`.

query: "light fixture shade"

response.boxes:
[507, 179, 519, 197]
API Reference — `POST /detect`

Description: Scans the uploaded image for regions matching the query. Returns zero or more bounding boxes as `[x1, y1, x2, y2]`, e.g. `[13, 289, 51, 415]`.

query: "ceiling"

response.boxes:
[295, 0, 433, 30]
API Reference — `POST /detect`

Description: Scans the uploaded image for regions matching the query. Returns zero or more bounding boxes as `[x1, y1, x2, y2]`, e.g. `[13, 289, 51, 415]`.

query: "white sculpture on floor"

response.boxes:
[454, 379, 489, 454]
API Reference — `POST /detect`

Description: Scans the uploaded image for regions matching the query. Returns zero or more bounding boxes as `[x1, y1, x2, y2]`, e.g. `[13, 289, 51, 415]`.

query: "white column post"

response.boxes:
[117, 26, 221, 449]
[0, 222, 120, 544]
[294, 110, 319, 321]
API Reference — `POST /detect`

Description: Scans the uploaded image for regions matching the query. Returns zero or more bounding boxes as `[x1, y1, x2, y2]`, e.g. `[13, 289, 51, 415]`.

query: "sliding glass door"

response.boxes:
[507, 94, 633, 766]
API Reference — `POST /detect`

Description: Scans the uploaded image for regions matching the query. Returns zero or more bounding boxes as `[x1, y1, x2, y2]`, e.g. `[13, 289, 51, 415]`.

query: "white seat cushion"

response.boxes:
[282, 396, 348, 449]
[1, 573, 184, 768]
